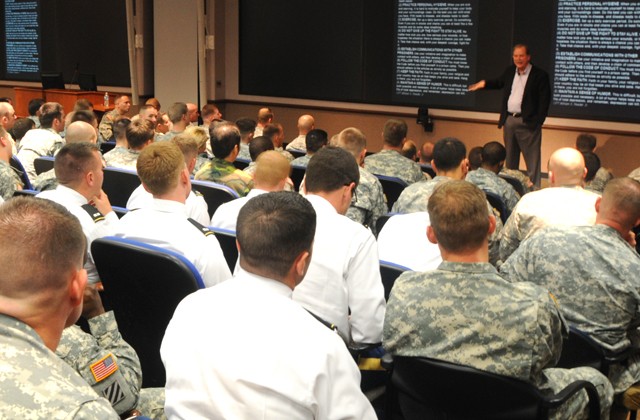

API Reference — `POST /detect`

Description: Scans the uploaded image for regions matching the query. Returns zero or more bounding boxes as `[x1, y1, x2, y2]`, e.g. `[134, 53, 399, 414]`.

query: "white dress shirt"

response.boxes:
[377, 212, 442, 272]
[209, 188, 267, 232]
[507, 63, 531, 114]
[114, 198, 231, 287]
[293, 194, 386, 344]
[37, 185, 119, 284]
[161, 270, 376, 420]
[126, 184, 210, 226]
[17, 128, 64, 182]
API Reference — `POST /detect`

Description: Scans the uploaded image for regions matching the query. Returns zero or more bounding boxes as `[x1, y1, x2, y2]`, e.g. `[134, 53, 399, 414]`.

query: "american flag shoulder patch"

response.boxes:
[90, 353, 118, 382]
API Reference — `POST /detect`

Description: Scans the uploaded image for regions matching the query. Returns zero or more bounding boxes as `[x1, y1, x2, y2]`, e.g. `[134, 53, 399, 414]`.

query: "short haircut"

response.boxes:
[171, 133, 199, 160]
[73, 98, 93, 111]
[28, 98, 45, 116]
[513, 43, 530, 55]
[65, 121, 97, 144]
[0, 197, 86, 297]
[184, 125, 209, 152]
[335, 127, 366, 158]
[249, 136, 274, 161]
[383, 119, 408, 147]
[39, 102, 63, 128]
[582, 151, 601, 182]
[601, 177, 640, 228]
[136, 142, 185, 196]
[481, 141, 507, 167]
[145, 97, 161, 110]
[210, 122, 241, 159]
[433, 137, 467, 172]
[167, 102, 188, 124]
[305, 129, 328, 153]
[11, 118, 35, 141]
[468, 146, 483, 170]
[113, 117, 132, 141]
[257, 107, 273, 124]
[201, 104, 219, 119]
[235, 117, 257, 137]
[305, 146, 360, 193]
[126, 119, 154, 149]
[237, 191, 316, 278]
[428, 180, 489, 253]
[402, 140, 417, 161]
[262, 123, 282, 141]
[139, 104, 157, 115]
[576, 133, 597, 153]
[54, 142, 100, 185]
[255, 151, 290, 188]
[70, 110, 98, 126]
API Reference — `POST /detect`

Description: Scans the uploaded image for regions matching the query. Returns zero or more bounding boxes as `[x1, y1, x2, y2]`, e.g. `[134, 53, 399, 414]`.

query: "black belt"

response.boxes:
[508, 112, 522, 118]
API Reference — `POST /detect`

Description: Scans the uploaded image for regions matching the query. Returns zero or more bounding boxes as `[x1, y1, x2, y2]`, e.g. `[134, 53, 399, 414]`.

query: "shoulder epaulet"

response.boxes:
[187, 218, 214, 236]
[81, 204, 106, 223]
[193, 190, 203, 197]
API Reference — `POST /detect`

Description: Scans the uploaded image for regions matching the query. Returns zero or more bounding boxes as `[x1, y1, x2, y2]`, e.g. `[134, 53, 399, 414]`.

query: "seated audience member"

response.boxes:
[33, 121, 99, 191]
[466, 141, 520, 214]
[290, 128, 328, 168]
[99, 95, 131, 142]
[27, 97, 45, 128]
[0, 101, 17, 152]
[263, 123, 294, 162]
[195, 122, 254, 197]
[102, 117, 131, 167]
[334, 127, 386, 234]
[137, 104, 159, 130]
[235, 117, 256, 160]
[364, 119, 424, 184]
[161, 191, 377, 419]
[127, 134, 210, 226]
[576, 133, 613, 193]
[286, 114, 315, 151]
[0, 126, 22, 199]
[418, 141, 434, 164]
[501, 177, 640, 419]
[106, 119, 154, 170]
[37, 142, 118, 284]
[0, 198, 120, 419]
[499, 147, 600, 261]
[392, 137, 503, 265]
[17, 102, 66, 182]
[500, 167, 534, 194]
[10, 117, 35, 143]
[211, 150, 290, 231]
[115, 142, 231, 287]
[253, 107, 273, 137]
[57, 284, 165, 418]
[295, 146, 385, 345]
[184, 125, 210, 174]
[186, 103, 199, 125]
[156, 102, 189, 142]
[581, 151, 610, 194]
[201, 104, 223, 133]
[401, 139, 418, 161]
[69, 109, 99, 138]
[383, 180, 613, 419]
[468, 145, 483, 171]
[145, 97, 161, 111]
[243, 135, 274, 176]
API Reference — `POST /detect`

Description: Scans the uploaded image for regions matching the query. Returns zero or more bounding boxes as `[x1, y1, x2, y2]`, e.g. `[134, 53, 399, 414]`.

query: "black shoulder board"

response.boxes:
[193, 190, 203, 197]
[187, 218, 214, 236]
[81, 204, 106, 223]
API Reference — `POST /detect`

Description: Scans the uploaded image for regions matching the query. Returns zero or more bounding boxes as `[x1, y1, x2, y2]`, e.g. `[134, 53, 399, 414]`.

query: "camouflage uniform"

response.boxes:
[98, 109, 120, 142]
[588, 167, 614, 194]
[384, 262, 614, 419]
[243, 161, 257, 177]
[0, 158, 21, 199]
[499, 186, 599, 262]
[500, 168, 533, 194]
[194, 153, 209, 175]
[466, 167, 520, 214]
[103, 146, 128, 166]
[237, 142, 251, 160]
[629, 167, 640, 183]
[195, 157, 253, 197]
[275, 146, 295, 162]
[32, 168, 58, 192]
[346, 167, 387, 235]
[364, 149, 424, 185]
[392, 176, 504, 265]
[291, 154, 312, 168]
[105, 148, 140, 171]
[16, 128, 65, 182]
[501, 224, 640, 394]
[0, 313, 119, 419]
[155, 130, 183, 143]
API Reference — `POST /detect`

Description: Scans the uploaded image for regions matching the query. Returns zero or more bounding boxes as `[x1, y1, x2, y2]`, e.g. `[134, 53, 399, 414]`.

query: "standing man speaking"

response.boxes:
[469, 44, 551, 188]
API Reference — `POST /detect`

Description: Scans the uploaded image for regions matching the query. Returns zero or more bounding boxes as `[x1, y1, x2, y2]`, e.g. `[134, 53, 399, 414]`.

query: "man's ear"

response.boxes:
[294, 250, 312, 279]
[69, 268, 87, 308]
[488, 214, 497, 235]
[595, 197, 602, 214]
[427, 225, 438, 244]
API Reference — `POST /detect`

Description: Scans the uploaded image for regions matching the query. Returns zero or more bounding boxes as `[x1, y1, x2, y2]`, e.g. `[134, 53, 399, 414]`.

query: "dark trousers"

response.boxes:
[503, 115, 542, 188]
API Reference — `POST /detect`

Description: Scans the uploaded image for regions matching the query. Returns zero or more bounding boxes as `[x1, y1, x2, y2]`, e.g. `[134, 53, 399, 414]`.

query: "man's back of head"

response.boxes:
[201, 104, 222, 123]
[125, 119, 154, 151]
[297, 114, 315, 135]
[167, 102, 188, 126]
[576, 133, 597, 153]
[112, 117, 131, 146]
[598, 177, 640, 232]
[184, 125, 209, 154]
[468, 146, 483, 170]
[70, 110, 98, 129]
[305, 147, 359, 216]
[419, 141, 434, 163]
[433, 137, 467, 175]
[40, 102, 64, 131]
[582, 152, 601, 183]
[335, 127, 366, 162]
[257, 107, 273, 125]
[248, 136, 274, 161]
[11, 118, 34, 142]
[237, 191, 315, 284]
[383, 119, 408, 147]
[305, 129, 328, 154]
[210, 122, 241, 160]
[73, 99, 93, 112]
[54, 142, 101, 191]
[481, 141, 507, 171]
[263, 123, 283, 147]
[28, 98, 45, 117]
[254, 151, 290, 191]
[235, 118, 257, 142]
[548, 147, 586, 186]
[137, 141, 186, 198]
[66, 121, 98, 144]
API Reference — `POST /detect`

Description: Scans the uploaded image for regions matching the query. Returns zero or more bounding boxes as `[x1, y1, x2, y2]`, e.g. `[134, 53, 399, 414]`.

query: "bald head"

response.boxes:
[65, 121, 97, 144]
[186, 103, 199, 123]
[419, 141, 434, 163]
[597, 177, 640, 231]
[257, 107, 274, 124]
[0, 102, 16, 130]
[297, 115, 315, 134]
[548, 147, 586, 186]
[254, 151, 290, 191]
